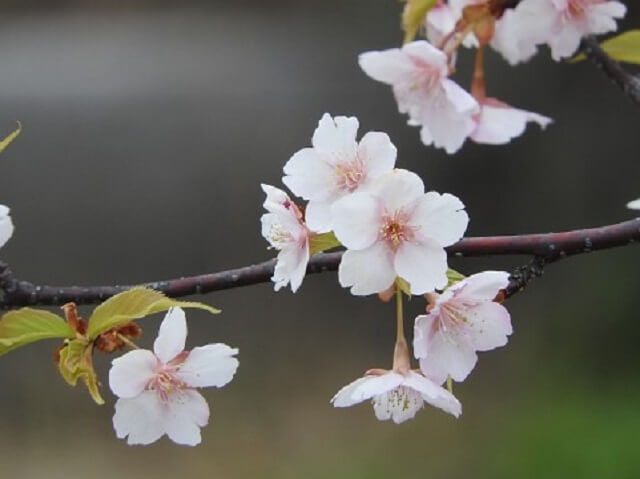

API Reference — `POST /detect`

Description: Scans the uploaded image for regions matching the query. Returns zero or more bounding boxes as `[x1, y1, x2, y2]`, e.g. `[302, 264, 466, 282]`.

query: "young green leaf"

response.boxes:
[57, 338, 104, 405]
[86, 287, 220, 339]
[446, 268, 466, 288]
[571, 30, 640, 64]
[309, 231, 341, 255]
[0, 308, 74, 355]
[0, 122, 21, 155]
[403, 0, 438, 44]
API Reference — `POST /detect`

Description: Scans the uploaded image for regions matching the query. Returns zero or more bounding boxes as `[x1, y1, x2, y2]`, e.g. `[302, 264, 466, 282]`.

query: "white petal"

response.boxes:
[588, 2, 626, 35]
[338, 243, 397, 296]
[163, 389, 210, 446]
[453, 271, 510, 301]
[490, 9, 539, 65]
[177, 344, 239, 388]
[113, 391, 165, 446]
[357, 131, 397, 180]
[359, 48, 416, 85]
[426, 4, 456, 45]
[419, 331, 477, 384]
[0, 206, 14, 249]
[410, 191, 469, 247]
[305, 200, 333, 233]
[394, 240, 448, 295]
[331, 376, 374, 407]
[272, 239, 310, 293]
[331, 192, 381, 250]
[403, 371, 461, 418]
[373, 385, 424, 424]
[442, 79, 479, 115]
[261, 184, 290, 214]
[402, 40, 448, 76]
[471, 103, 552, 145]
[109, 349, 158, 399]
[369, 169, 425, 213]
[549, 23, 582, 60]
[153, 307, 187, 364]
[311, 113, 359, 159]
[627, 199, 640, 210]
[466, 301, 513, 352]
[413, 313, 438, 360]
[282, 148, 337, 202]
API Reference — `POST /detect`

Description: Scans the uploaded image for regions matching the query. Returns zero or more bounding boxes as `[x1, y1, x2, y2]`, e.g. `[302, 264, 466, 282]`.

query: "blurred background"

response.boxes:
[0, 1, 638, 478]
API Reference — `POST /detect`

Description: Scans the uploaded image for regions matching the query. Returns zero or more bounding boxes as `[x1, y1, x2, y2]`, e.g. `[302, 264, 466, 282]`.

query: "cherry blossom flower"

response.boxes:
[413, 271, 512, 385]
[282, 113, 397, 232]
[359, 41, 479, 154]
[332, 169, 468, 295]
[0, 205, 14, 249]
[109, 307, 239, 446]
[489, 7, 540, 65]
[627, 199, 640, 210]
[517, 0, 627, 61]
[470, 97, 552, 145]
[331, 369, 461, 423]
[260, 184, 310, 292]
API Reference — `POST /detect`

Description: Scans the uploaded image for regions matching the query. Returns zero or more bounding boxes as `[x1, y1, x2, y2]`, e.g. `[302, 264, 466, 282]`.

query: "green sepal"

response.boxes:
[87, 287, 220, 339]
[571, 30, 640, 64]
[446, 268, 466, 289]
[0, 122, 21, 155]
[309, 231, 341, 255]
[402, 0, 438, 44]
[0, 308, 74, 356]
[57, 338, 104, 405]
[395, 277, 412, 297]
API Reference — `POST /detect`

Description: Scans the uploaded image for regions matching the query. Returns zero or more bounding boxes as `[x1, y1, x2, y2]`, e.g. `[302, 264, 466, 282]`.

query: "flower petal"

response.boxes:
[331, 376, 373, 407]
[453, 271, 510, 301]
[153, 307, 187, 364]
[282, 148, 337, 202]
[311, 113, 359, 159]
[0, 205, 14, 249]
[369, 169, 425, 213]
[471, 103, 551, 145]
[413, 313, 438, 359]
[305, 200, 333, 233]
[177, 344, 239, 388]
[272, 239, 309, 292]
[627, 199, 640, 210]
[466, 301, 513, 352]
[418, 332, 477, 384]
[373, 385, 424, 424]
[109, 349, 158, 399]
[403, 371, 462, 418]
[113, 391, 165, 446]
[394, 240, 448, 295]
[332, 372, 404, 408]
[410, 191, 468, 247]
[163, 389, 210, 446]
[357, 131, 397, 180]
[359, 48, 416, 85]
[331, 192, 381, 250]
[338, 243, 396, 296]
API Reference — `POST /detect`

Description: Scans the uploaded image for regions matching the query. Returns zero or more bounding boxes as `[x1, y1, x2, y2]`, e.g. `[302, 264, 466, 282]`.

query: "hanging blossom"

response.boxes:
[332, 169, 468, 295]
[628, 199, 640, 210]
[282, 113, 397, 232]
[426, 0, 478, 48]
[109, 307, 239, 446]
[413, 271, 512, 384]
[359, 40, 479, 154]
[0, 205, 14, 249]
[260, 184, 310, 292]
[516, 0, 627, 61]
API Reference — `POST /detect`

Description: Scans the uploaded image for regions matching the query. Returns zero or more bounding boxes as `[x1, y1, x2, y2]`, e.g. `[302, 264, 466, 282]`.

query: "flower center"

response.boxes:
[334, 158, 366, 192]
[379, 210, 415, 249]
[267, 222, 294, 249]
[373, 386, 423, 422]
[148, 367, 186, 401]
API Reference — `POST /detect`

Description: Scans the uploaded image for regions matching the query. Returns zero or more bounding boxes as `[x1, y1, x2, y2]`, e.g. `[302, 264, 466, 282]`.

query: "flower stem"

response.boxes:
[393, 284, 411, 373]
[471, 46, 487, 101]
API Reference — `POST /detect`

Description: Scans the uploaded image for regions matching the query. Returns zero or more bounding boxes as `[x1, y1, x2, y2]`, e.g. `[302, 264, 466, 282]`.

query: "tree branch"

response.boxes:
[0, 218, 637, 309]
[581, 35, 640, 107]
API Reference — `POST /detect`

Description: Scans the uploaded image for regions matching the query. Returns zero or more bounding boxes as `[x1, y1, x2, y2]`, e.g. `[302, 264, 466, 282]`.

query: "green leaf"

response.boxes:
[0, 122, 21, 155]
[402, 0, 438, 44]
[0, 308, 74, 355]
[309, 231, 341, 255]
[87, 287, 220, 339]
[446, 268, 466, 288]
[571, 30, 640, 64]
[57, 338, 104, 405]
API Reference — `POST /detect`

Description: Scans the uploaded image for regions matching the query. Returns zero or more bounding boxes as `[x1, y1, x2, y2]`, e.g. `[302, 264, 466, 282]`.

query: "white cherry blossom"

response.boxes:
[331, 369, 461, 423]
[332, 169, 468, 295]
[0, 205, 14, 249]
[260, 184, 310, 292]
[282, 113, 397, 232]
[490, 7, 540, 65]
[471, 97, 552, 145]
[109, 307, 239, 446]
[414, 271, 512, 385]
[627, 199, 640, 210]
[359, 41, 479, 154]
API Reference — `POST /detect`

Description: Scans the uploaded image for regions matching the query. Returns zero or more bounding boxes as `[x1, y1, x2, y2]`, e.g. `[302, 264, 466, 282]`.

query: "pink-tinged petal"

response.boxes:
[627, 199, 640, 210]
[0, 205, 14, 249]
[394, 240, 448, 295]
[305, 200, 333, 233]
[282, 148, 337, 202]
[441, 79, 479, 115]
[357, 131, 397, 180]
[113, 391, 165, 446]
[402, 40, 449, 77]
[466, 301, 513, 352]
[272, 240, 309, 292]
[471, 103, 552, 145]
[261, 184, 291, 214]
[338, 243, 396, 296]
[177, 344, 239, 388]
[163, 389, 209, 446]
[373, 385, 424, 423]
[359, 48, 416, 85]
[109, 349, 158, 399]
[331, 377, 373, 407]
[453, 271, 510, 301]
[331, 192, 381, 250]
[426, 4, 456, 45]
[410, 191, 468, 247]
[413, 313, 438, 359]
[153, 307, 187, 364]
[369, 169, 425, 213]
[403, 371, 461, 418]
[419, 332, 477, 383]
[311, 113, 359, 159]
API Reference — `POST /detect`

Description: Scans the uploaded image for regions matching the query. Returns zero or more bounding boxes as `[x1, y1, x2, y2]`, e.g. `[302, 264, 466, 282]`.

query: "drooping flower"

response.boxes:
[627, 199, 640, 210]
[359, 41, 479, 154]
[517, 0, 627, 61]
[0, 205, 13, 249]
[332, 169, 468, 295]
[413, 271, 512, 385]
[260, 184, 310, 292]
[282, 114, 397, 232]
[470, 97, 552, 145]
[109, 307, 239, 446]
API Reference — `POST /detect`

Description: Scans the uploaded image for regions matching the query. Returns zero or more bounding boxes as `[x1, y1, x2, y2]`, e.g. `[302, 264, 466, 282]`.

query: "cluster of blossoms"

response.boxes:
[261, 113, 515, 423]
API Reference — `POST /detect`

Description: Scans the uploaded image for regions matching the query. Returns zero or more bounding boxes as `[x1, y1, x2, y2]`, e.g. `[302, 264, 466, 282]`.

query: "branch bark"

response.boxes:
[0, 217, 637, 309]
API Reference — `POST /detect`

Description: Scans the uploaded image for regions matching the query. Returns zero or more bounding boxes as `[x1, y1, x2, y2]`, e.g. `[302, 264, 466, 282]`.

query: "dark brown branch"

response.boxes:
[581, 35, 640, 107]
[0, 218, 637, 309]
